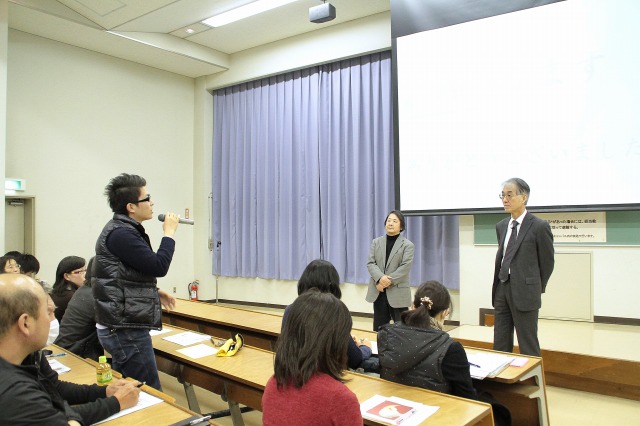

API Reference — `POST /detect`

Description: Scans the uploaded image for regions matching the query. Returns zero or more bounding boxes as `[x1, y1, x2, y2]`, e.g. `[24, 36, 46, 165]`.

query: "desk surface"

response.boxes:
[167, 299, 283, 336]
[164, 299, 542, 383]
[153, 325, 493, 426]
[47, 344, 216, 426]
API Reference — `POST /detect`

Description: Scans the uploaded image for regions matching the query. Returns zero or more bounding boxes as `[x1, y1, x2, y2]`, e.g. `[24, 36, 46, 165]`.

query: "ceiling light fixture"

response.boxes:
[202, 0, 299, 28]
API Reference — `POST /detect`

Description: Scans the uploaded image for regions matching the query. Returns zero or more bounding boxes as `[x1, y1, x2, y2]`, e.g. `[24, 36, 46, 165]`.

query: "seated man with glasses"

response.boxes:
[92, 173, 181, 391]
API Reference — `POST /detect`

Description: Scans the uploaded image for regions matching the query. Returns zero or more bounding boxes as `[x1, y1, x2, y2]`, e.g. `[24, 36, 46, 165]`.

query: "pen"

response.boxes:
[46, 353, 66, 358]
[188, 415, 211, 425]
[136, 382, 146, 388]
[468, 362, 481, 368]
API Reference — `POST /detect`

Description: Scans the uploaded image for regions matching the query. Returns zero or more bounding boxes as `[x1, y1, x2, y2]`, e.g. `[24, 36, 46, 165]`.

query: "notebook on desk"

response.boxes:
[467, 353, 515, 379]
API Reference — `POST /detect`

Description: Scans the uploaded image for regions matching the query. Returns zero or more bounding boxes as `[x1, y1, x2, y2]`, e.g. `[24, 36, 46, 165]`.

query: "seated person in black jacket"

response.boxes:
[378, 280, 511, 425]
[55, 258, 104, 361]
[0, 273, 141, 425]
[282, 259, 378, 372]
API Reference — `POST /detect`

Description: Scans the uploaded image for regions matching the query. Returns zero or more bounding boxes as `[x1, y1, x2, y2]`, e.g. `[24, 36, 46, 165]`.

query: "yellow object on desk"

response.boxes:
[216, 333, 244, 357]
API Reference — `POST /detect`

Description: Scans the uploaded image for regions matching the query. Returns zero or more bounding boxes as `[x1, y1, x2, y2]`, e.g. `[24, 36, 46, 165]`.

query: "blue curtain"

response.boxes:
[212, 51, 460, 289]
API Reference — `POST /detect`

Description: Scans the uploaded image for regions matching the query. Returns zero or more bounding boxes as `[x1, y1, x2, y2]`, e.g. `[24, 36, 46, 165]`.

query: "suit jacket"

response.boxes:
[492, 212, 555, 311]
[366, 234, 414, 308]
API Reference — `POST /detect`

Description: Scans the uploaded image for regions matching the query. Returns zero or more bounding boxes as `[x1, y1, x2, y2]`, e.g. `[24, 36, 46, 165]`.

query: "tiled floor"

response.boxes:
[159, 305, 640, 425]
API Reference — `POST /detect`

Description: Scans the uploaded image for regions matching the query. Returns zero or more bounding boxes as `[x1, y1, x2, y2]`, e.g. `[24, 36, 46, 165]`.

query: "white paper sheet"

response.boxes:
[162, 331, 211, 346]
[176, 343, 219, 359]
[47, 359, 70, 374]
[467, 353, 515, 379]
[92, 392, 164, 425]
[149, 327, 173, 336]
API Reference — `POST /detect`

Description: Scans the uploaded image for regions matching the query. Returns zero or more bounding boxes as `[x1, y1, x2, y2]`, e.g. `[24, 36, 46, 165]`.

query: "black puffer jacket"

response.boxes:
[378, 322, 454, 394]
[92, 214, 161, 329]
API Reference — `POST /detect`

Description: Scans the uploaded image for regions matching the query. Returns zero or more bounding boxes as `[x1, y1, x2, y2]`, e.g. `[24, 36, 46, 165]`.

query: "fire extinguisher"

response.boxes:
[188, 280, 199, 301]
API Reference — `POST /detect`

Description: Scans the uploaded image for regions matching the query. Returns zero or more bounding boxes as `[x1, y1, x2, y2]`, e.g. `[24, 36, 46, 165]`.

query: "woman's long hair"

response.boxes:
[401, 280, 452, 329]
[274, 289, 352, 388]
[52, 256, 85, 296]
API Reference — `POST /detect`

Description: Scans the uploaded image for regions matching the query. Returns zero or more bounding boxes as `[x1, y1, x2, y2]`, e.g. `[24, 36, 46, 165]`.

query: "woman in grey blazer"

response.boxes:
[366, 210, 415, 331]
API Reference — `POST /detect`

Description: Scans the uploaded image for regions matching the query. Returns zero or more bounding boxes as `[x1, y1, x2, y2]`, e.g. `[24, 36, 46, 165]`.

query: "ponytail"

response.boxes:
[401, 281, 452, 330]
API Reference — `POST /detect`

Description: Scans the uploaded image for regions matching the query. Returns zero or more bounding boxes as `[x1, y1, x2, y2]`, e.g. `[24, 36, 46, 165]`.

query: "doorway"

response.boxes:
[4, 197, 35, 254]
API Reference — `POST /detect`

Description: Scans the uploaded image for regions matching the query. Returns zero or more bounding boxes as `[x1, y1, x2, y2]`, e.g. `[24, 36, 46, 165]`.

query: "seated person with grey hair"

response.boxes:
[0, 273, 141, 425]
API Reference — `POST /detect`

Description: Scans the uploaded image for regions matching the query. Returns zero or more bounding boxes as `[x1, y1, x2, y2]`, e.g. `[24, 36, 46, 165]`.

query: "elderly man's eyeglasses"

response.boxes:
[133, 194, 151, 204]
[499, 193, 522, 200]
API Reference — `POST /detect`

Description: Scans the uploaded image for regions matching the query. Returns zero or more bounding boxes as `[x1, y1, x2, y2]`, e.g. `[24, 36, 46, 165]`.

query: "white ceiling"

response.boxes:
[8, 0, 390, 78]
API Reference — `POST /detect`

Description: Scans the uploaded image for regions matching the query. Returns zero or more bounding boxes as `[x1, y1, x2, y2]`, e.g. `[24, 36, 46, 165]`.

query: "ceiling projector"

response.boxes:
[309, 2, 336, 24]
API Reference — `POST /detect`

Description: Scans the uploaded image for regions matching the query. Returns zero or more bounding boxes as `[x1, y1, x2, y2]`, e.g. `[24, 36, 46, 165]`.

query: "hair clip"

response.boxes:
[420, 296, 433, 310]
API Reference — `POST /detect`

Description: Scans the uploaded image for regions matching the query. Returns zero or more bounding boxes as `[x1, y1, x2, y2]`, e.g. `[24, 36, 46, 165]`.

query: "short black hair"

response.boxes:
[297, 259, 341, 298]
[274, 289, 352, 389]
[105, 173, 146, 214]
[385, 210, 406, 232]
[19, 254, 40, 275]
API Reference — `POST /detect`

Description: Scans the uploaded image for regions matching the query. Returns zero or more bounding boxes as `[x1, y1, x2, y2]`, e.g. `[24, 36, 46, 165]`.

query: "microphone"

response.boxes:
[158, 214, 194, 225]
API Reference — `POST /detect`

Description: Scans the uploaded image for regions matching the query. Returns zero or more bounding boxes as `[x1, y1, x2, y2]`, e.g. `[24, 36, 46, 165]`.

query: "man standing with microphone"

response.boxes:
[93, 173, 179, 390]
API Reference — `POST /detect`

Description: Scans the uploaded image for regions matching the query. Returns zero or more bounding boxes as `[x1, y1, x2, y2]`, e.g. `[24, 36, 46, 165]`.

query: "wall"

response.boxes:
[459, 215, 640, 323]
[0, 0, 8, 251]
[6, 30, 196, 291]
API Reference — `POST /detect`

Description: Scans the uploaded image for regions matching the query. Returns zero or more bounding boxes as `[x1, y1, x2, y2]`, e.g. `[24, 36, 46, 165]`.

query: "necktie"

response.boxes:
[498, 221, 519, 282]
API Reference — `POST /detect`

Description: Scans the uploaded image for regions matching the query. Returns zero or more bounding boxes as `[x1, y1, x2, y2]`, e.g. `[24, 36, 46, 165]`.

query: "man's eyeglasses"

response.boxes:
[133, 194, 151, 204]
[499, 193, 522, 200]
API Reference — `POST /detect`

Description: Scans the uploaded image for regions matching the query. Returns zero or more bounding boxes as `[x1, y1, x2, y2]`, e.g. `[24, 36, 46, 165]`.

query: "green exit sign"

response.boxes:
[5, 178, 26, 191]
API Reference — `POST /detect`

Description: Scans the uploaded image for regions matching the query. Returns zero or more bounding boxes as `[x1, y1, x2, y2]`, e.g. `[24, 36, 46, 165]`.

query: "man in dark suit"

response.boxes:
[493, 178, 554, 356]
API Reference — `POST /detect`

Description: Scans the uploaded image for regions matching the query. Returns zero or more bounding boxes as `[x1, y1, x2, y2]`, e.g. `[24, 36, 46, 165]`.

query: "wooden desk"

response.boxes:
[152, 325, 494, 426]
[46, 344, 217, 425]
[464, 347, 549, 426]
[163, 299, 282, 350]
[163, 299, 549, 425]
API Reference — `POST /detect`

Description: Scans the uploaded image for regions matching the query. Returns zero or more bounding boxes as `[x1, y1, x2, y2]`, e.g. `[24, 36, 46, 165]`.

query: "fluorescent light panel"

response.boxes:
[202, 0, 299, 27]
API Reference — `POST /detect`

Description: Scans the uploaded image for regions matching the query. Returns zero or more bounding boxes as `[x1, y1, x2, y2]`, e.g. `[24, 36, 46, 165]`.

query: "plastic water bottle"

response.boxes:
[96, 355, 112, 385]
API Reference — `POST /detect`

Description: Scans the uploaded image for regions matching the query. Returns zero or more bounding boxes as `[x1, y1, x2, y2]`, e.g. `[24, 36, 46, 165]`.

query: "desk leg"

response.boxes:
[222, 382, 246, 426]
[183, 381, 202, 414]
[520, 364, 549, 426]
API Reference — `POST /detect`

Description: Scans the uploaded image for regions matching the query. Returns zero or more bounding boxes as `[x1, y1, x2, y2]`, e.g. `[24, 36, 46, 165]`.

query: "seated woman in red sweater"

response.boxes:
[262, 289, 363, 426]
